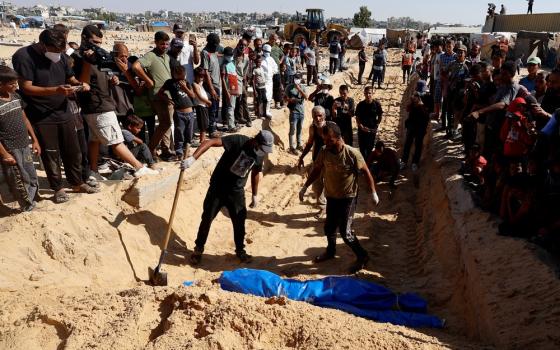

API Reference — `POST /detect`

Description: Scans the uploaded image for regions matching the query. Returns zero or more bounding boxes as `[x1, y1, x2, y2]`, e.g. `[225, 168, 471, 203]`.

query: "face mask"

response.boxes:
[225, 56, 233, 62]
[45, 51, 61, 63]
[255, 148, 266, 157]
[322, 89, 329, 94]
[294, 79, 301, 85]
[263, 52, 270, 58]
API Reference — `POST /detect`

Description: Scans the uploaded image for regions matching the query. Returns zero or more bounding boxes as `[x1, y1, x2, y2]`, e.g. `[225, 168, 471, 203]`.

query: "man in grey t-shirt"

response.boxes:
[304, 40, 318, 86]
[201, 33, 222, 137]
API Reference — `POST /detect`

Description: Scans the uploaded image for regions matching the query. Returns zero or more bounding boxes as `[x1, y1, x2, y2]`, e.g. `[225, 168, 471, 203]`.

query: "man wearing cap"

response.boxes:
[173, 23, 200, 85]
[520, 57, 541, 93]
[261, 43, 278, 118]
[309, 78, 335, 121]
[299, 122, 378, 273]
[181, 130, 274, 265]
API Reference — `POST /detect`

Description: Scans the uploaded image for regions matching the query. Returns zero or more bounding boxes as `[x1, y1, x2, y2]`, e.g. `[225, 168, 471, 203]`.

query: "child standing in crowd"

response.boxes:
[284, 73, 308, 155]
[253, 56, 268, 119]
[0, 66, 40, 211]
[158, 65, 197, 158]
[402, 49, 414, 84]
[221, 46, 240, 133]
[121, 115, 157, 169]
[193, 67, 212, 144]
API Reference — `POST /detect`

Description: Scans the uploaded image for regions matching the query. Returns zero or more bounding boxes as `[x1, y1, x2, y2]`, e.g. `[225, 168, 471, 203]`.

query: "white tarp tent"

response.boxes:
[349, 28, 386, 45]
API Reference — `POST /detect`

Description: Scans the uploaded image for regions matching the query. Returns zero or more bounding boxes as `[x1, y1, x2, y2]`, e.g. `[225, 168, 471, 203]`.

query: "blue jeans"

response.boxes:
[208, 87, 220, 133]
[173, 110, 196, 156]
[223, 94, 237, 129]
[289, 111, 304, 149]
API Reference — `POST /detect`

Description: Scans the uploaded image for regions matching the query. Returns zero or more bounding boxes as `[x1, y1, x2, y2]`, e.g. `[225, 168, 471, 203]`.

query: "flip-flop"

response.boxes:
[54, 191, 70, 204]
[76, 184, 100, 194]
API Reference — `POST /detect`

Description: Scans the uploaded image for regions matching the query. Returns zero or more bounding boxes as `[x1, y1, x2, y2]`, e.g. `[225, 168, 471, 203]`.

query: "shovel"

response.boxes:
[149, 145, 190, 286]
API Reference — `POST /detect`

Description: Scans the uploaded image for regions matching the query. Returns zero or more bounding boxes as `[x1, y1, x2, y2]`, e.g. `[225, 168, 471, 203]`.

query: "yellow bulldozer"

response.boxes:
[283, 9, 349, 45]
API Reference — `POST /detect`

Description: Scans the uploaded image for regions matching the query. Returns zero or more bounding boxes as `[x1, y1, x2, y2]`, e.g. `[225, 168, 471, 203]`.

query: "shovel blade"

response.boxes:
[148, 266, 168, 286]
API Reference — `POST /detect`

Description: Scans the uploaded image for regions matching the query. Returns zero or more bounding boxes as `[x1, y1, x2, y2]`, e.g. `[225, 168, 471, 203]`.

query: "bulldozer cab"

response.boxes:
[305, 9, 325, 31]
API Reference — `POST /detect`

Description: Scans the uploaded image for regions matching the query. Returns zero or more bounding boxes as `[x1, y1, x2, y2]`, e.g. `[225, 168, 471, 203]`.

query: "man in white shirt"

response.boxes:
[262, 44, 279, 118]
[173, 23, 200, 84]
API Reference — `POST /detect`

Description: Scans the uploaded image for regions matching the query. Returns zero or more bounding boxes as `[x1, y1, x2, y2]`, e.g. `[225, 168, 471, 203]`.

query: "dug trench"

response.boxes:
[0, 49, 558, 349]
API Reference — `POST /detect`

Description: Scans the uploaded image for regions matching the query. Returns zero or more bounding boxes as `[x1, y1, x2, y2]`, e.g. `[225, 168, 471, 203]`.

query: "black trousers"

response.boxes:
[307, 65, 318, 85]
[329, 57, 338, 74]
[76, 128, 90, 182]
[33, 119, 83, 191]
[358, 130, 377, 161]
[272, 74, 282, 103]
[402, 65, 411, 83]
[358, 63, 366, 84]
[195, 187, 247, 253]
[234, 92, 250, 124]
[402, 130, 425, 165]
[324, 197, 367, 259]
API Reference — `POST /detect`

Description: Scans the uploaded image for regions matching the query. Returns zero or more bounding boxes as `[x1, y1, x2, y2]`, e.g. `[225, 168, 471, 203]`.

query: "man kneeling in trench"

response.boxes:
[180, 130, 274, 265]
[299, 122, 379, 273]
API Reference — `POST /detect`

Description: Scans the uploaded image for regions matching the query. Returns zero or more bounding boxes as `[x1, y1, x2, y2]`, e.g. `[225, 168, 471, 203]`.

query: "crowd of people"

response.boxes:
[400, 35, 560, 254]
[0, 24, 384, 272]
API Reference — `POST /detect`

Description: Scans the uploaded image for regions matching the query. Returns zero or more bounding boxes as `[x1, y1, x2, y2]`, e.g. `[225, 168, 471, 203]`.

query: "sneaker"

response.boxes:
[22, 201, 37, 212]
[313, 251, 335, 263]
[236, 251, 253, 263]
[288, 148, 299, 156]
[348, 255, 369, 274]
[246, 121, 252, 127]
[134, 166, 159, 178]
[411, 164, 418, 172]
[190, 246, 203, 265]
[296, 145, 304, 152]
[89, 172, 106, 181]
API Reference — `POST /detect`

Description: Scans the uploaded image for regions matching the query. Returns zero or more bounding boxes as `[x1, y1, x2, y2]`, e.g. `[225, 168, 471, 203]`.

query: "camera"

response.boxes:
[80, 43, 117, 73]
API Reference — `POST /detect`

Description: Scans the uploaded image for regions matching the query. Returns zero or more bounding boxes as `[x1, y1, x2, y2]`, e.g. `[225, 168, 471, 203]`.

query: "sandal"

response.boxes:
[75, 183, 100, 194]
[53, 190, 70, 204]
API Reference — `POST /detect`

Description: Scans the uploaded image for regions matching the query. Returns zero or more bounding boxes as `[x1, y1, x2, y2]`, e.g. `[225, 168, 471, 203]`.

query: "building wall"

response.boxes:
[483, 13, 560, 33]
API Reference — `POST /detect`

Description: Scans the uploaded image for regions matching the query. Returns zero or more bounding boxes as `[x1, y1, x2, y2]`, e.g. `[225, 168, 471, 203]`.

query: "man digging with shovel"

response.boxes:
[181, 130, 274, 265]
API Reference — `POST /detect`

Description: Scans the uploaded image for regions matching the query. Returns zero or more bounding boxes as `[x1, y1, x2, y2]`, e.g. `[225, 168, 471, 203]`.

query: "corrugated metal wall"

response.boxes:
[484, 13, 560, 33]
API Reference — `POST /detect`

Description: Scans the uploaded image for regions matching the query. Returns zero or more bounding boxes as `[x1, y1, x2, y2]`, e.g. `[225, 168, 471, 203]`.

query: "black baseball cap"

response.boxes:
[173, 23, 185, 33]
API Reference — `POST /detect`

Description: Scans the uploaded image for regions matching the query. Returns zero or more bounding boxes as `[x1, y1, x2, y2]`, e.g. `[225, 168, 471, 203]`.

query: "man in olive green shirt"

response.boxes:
[132, 31, 174, 159]
[300, 122, 379, 273]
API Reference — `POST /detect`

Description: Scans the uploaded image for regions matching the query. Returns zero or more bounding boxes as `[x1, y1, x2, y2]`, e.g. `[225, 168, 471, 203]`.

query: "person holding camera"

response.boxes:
[172, 24, 200, 85]
[12, 28, 100, 203]
[75, 25, 157, 178]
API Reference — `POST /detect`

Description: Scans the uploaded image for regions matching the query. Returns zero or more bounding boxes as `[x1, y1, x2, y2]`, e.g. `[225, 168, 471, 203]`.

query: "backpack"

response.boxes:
[329, 42, 340, 55]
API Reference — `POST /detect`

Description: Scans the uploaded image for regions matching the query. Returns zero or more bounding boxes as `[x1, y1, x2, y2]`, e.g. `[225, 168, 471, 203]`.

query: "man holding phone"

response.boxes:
[173, 23, 200, 85]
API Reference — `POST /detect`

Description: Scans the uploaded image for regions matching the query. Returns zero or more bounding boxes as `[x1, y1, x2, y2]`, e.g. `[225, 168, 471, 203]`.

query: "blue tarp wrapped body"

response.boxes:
[219, 269, 444, 328]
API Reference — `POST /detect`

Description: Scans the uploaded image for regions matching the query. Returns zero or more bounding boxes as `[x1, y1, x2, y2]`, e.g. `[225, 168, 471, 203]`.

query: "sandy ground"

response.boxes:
[0, 28, 559, 349]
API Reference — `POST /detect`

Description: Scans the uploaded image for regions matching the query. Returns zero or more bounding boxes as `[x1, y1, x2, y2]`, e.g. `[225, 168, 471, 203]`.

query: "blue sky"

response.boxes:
[15, 0, 559, 25]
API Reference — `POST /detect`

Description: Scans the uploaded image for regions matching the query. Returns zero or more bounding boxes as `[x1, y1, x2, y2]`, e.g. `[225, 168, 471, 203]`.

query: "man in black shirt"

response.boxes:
[180, 130, 274, 265]
[12, 28, 99, 203]
[332, 85, 355, 146]
[355, 86, 383, 160]
[75, 25, 157, 178]
[309, 78, 335, 121]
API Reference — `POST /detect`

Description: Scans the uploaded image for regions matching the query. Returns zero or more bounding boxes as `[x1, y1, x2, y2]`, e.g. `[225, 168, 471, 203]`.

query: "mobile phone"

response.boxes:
[189, 34, 196, 42]
[73, 85, 84, 92]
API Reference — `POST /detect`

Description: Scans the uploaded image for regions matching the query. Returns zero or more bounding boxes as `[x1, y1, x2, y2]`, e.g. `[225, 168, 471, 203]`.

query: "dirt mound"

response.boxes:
[2, 46, 558, 349]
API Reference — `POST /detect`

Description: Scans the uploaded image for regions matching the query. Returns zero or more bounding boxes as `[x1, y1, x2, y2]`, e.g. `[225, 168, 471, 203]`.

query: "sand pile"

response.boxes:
[1, 37, 559, 349]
